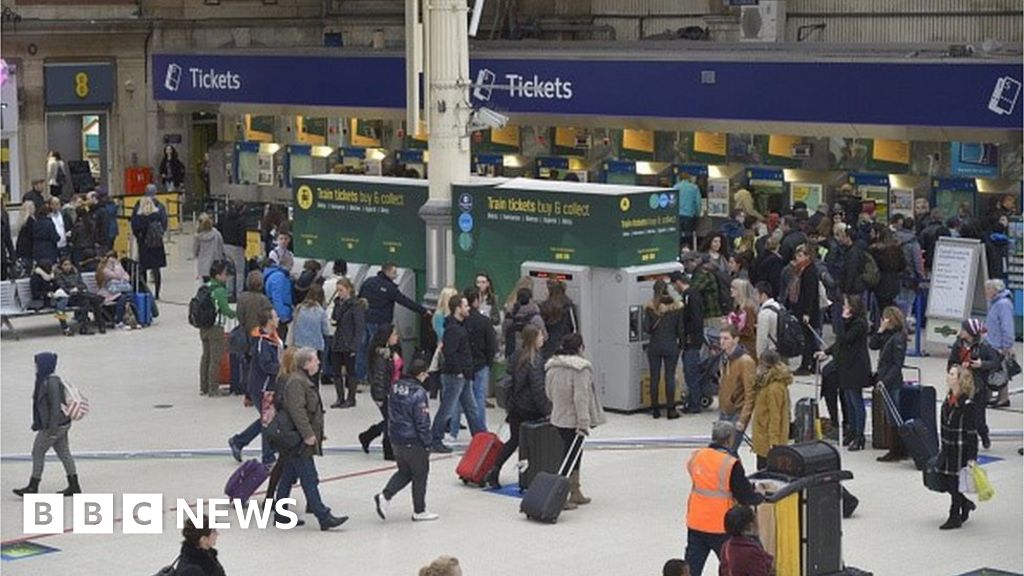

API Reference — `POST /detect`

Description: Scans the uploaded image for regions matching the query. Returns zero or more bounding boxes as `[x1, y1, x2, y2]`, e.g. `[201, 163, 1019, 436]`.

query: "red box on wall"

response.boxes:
[124, 167, 153, 196]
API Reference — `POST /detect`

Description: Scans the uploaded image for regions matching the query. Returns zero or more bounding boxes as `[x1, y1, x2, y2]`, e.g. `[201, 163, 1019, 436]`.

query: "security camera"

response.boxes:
[474, 107, 509, 130]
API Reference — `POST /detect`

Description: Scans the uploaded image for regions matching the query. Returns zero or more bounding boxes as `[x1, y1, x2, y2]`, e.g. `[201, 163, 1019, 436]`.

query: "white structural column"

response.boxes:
[418, 0, 470, 303]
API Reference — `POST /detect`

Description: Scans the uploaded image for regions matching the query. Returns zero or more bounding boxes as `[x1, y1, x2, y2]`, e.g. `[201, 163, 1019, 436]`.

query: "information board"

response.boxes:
[453, 179, 679, 293]
[291, 175, 427, 269]
[926, 237, 990, 344]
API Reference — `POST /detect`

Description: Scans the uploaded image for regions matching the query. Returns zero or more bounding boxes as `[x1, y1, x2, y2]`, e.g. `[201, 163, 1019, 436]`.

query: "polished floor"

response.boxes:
[1, 228, 1022, 576]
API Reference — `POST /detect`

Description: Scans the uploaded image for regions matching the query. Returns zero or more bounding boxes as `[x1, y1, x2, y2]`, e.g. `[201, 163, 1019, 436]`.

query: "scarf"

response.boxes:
[787, 259, 813, 304]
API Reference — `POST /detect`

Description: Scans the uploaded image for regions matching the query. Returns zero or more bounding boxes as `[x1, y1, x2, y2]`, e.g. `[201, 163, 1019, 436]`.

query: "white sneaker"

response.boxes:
[411, 511, 439, 522]
[445, 434, 459, 445]
[374, 493, 389, 520]
[115, 323, 128, 330]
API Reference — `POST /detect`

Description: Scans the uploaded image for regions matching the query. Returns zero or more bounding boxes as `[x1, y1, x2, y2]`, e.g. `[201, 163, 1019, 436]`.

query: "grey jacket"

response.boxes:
[545, 354, 606, 431]
[33, 376, 70, 433]
[193, 229, 226, 279]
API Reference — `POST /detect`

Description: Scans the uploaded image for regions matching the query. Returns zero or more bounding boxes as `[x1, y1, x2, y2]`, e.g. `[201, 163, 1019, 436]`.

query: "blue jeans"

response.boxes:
[449, 366, 489, 437]
[682, 349, 702, 413]
[356, 322, 381, 381]
[431, 374, 485, 444]
[685, 529, 729, 576]
[232, 392, 276, 465]
[275, 454, 330, 523]
[842, 388, 866, 436]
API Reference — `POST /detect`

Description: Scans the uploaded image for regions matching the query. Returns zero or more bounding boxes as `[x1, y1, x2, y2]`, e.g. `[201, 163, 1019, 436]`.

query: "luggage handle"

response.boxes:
[874, 383, 904, 427]
[556, 433, 585, 478]
[901, 365, 922, 386]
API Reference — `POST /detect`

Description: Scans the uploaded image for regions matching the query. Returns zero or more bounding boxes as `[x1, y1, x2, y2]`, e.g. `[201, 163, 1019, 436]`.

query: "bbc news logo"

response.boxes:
[23, 495, 299, 534]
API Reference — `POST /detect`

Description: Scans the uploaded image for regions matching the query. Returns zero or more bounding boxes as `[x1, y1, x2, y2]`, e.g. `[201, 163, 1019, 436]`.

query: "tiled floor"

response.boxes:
[2, 229, 1022, 575]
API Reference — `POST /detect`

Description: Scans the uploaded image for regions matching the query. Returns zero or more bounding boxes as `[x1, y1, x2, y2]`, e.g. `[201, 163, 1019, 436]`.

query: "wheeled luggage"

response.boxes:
[871, 386, 895, 450]
[793, 398, 820, 443]
[876, 382, 938, 471]
[456, 431, 504, 486]
[518, 420, 564, 490]
[225, 459, 268, 501]
[520, 434, 583, 524]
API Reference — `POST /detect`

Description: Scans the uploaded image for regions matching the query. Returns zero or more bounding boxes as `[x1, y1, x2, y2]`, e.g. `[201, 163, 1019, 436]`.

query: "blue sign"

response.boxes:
[603, 160, 636, 174]
[747, 168, 784, 182]
[458, 212, 474, 233]
[674, 164, 709, 178]
[536, 157, 569, 170]
[339, 147, 367, 159]
[473, 153, 504, 166]
[45, 62, 115, 107]
[849, 173, 891, 188]
[153, 53, 1023, 130]
[932, 178, 978, 193]
[396, 149, 424, 164]
[951, 142, 1000, 177]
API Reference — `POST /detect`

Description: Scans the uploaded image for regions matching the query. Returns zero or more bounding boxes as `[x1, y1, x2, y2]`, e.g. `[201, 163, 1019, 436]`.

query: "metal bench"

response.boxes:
[0, 272, 100, 340]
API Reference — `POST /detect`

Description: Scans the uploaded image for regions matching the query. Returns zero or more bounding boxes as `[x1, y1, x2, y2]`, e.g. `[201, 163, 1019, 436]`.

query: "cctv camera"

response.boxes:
[475, 107, 509, 129]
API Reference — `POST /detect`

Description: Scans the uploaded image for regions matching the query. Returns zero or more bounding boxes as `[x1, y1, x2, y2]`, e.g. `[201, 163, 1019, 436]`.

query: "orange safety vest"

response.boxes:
[686, 447, 737, 534]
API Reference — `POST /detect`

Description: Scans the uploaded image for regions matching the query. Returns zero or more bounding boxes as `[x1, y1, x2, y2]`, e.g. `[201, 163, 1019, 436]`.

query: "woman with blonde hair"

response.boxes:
[936, 365, 978, 530]
[131, 195, 167, 299]
[193, 212, 226, 281]
[419, 556, 462, 576]
[728, 278, 759, 361]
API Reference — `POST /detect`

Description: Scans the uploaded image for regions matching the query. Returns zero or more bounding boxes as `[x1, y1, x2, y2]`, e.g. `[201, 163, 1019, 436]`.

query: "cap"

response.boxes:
[144, 183, 157, 196]
[669, 271, 691, 284]
[961, 318, 985, 338]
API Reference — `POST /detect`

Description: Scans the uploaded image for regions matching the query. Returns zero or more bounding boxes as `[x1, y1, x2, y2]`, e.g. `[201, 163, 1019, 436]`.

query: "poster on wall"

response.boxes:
[891, 188, 914, 217]
[950, 142, 999, 178]
[707, 177, 731, 217]
[257, 153, 274, 186]
[931, 178, 977, 221]
[790, 183, 823, 211]
[291, 175, 428, 269]
[452, 179, 679, 293]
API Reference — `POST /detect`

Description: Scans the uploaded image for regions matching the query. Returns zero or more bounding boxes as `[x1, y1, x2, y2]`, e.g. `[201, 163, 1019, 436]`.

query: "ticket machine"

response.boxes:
[364, 265, 420, 362]
[521, 261, 683, 412]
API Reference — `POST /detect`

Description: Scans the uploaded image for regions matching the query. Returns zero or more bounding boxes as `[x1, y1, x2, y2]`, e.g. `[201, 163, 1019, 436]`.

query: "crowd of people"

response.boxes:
[4, 177, 1019, 575]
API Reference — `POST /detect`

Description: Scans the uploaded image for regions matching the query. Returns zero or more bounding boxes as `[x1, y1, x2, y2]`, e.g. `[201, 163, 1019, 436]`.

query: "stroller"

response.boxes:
[694, 326, 723, 409]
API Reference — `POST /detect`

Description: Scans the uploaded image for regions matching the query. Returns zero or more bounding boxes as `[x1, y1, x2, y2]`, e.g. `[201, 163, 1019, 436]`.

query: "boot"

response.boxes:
[60, 474, 82, 497]
[939, 503, 963, 530]
[484, 467, 502, 489]
[13, 477, 40, 497]
[342, 377, 358, 408]
[848, 435, 866, 451]
[330, 377, 346, 409]
[960, 497, 977, 523]
[569, 470, 591, 505]
[358, 430, 372, 454]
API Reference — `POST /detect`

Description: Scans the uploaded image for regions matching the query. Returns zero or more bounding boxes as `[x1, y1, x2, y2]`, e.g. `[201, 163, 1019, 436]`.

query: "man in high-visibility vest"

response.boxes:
[685, 421, 764, 575]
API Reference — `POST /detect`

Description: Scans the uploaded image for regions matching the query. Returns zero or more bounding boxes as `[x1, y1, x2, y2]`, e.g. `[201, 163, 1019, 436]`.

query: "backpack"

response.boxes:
[59, 378, 90, 421]
[769, 303, 805, 359]
[860, 252, 880, 289]
[144, 219, 165, 249]
[188, 284, 218, 328]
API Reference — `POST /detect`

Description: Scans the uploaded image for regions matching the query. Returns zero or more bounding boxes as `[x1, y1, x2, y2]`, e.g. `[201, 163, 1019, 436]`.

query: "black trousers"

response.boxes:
[382, 443, 430, 514]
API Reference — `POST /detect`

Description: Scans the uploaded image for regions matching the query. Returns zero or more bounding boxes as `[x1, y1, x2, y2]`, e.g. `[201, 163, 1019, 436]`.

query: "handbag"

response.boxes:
[106, 278, 132, 294]
[957, 467, 977, 494]
[987, 362, 1009, 390]
[1006, 354, 1022, 378]
[428, 344, 444, 374]
[151, 556, 180, 576]
[971, 463, 995, 502]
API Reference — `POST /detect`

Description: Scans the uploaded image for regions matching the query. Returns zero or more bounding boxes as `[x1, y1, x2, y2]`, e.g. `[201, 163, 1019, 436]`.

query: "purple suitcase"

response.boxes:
[225, 459, 268, 501]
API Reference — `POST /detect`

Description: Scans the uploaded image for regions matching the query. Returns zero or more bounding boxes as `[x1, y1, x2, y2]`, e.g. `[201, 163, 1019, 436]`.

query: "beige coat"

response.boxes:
[544, 354, 607, 431]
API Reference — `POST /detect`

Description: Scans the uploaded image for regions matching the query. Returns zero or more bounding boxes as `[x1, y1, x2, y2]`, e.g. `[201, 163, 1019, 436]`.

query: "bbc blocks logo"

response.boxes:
[23, 494, 300, 534]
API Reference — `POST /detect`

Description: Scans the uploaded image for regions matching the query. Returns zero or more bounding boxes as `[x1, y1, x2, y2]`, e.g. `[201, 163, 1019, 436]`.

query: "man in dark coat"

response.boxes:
[429, 295, 484, 453]
[357, 263, 429, 381]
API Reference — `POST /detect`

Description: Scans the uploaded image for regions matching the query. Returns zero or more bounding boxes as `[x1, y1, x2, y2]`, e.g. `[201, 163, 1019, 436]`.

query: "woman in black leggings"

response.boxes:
[485, 325, 551, 488]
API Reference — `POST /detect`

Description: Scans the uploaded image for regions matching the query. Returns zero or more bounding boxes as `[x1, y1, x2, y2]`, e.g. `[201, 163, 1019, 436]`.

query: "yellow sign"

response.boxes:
[555, 127, 579, 149]
[622, 129, 654, 153]
[490, 125, 520, 148]
[619, 197, 631, 212]
[694, 132, 727, 156]
[768, 135, 801, 157]
[296, 185, 314, 210]
[74, 72, 90, 99]
[873, 139, 910, 165]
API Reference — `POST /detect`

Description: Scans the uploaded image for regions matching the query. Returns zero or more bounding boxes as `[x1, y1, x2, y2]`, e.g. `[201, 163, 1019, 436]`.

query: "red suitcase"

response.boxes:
[456, 431, 503, 487]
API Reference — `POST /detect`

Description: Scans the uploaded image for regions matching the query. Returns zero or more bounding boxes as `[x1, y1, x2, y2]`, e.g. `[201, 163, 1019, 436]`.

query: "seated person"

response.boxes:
[30, 259, 72, 336]
[719, 505, 773, 576]
[96, 251, 136, 329]
[53, 257, 106, 335]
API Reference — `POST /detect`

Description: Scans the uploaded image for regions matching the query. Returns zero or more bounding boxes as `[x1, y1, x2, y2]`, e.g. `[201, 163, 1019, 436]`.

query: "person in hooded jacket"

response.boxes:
[984, 279, 1015, 408]
[193, 213, 226, 282]
[485, 324, 551, 488]
[174, 516, 226, 576]
[358, 325, 400, 460]
[502, 286, 545, 362]
[330, 278, 366, 408]
[263, 256, 293, 342]
[750, 350, 792, 471]
[645, 280, 685, 419]
[373, 359, 439, 522]
[545, 333, 606, 510]
[870, 306, 908, 462]
[947, 319, 1001, 450]
[13, 352, 82, 497]
[228, 308, 281, 466]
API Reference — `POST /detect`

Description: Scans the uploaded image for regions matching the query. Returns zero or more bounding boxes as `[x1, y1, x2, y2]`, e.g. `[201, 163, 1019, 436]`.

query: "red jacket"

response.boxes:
[719, 536, 773, 576]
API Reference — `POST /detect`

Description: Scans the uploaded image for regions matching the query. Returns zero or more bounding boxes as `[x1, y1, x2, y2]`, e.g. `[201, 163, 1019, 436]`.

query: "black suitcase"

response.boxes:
[870, 386, 893, 450]
[876, 383, 938, 471]
[793, 398, 819, 443]
[518, 420, 564, 490]
[520, 434, 583, 524]
[899, 384, 938, 448]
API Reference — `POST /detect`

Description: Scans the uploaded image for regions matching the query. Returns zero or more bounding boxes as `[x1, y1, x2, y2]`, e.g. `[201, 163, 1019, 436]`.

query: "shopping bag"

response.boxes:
[971, 464, 994, 502]
[958, 467, 976, 494]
